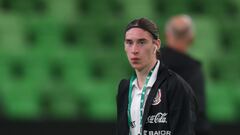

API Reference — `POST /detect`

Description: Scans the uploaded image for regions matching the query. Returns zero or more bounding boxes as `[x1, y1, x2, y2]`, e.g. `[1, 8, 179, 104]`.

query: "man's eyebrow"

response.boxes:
[138, 38, 147, 41]
[124, 38, 148, 42]
[125, 39, 132, 42]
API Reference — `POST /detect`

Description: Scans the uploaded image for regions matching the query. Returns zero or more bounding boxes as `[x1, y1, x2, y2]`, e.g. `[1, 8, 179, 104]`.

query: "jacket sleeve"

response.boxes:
[167, 74, 197, 135]
[116, 79, 128, 119]
[116, 79, 129, 135]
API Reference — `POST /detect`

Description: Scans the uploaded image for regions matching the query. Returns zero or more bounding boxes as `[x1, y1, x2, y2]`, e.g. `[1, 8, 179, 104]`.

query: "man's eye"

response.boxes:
[139, 40, 146, 45]
[126, 41, 133, 45]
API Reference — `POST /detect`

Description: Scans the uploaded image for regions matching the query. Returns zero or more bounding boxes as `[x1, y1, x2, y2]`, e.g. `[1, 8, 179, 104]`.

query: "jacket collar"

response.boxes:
[131, 60, 160, 89]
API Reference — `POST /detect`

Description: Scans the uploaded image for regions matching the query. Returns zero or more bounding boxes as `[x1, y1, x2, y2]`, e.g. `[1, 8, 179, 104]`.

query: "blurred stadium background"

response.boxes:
[0, 0, 239, 134]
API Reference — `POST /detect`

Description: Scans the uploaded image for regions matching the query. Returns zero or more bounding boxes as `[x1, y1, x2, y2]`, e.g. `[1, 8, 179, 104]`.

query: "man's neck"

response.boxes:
[135, 59, 157, 90]
[168, 42, 188, 54]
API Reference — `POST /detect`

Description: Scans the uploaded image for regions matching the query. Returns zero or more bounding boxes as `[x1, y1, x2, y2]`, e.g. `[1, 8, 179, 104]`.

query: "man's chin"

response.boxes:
[131, 63, 143, 70]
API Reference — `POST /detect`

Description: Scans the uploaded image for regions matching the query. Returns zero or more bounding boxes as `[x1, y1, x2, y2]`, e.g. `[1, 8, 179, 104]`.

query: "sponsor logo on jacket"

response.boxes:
[152, 89, 161, 105]
[143, 130, 171, 135]
[146, 112, 167, 124]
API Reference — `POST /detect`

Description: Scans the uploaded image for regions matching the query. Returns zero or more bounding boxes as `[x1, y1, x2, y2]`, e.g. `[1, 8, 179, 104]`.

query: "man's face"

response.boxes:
[124, 28, 158, 71]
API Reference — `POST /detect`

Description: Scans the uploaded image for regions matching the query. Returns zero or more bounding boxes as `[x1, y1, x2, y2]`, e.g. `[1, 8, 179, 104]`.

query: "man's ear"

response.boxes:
[154, 45, 158, 53]
[188, 35, 194, 45]
[153, 39, 161, 54]
[154, 39, 161, 49]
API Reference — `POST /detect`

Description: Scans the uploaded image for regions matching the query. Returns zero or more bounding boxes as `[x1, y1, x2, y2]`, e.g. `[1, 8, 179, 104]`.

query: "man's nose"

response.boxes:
[131, 44, 139, 54]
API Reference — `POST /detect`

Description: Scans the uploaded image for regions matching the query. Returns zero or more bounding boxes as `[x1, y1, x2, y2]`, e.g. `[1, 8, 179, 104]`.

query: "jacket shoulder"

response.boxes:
[117, 79, 129, 97]
[165, 69, 198, 111]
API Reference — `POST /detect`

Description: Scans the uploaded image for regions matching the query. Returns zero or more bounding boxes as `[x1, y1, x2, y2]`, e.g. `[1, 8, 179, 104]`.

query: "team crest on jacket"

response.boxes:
[152, 89, 161, 105]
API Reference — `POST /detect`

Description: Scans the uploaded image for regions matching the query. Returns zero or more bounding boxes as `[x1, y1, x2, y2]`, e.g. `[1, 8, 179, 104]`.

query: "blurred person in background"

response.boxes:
[159, 15, 210, 135]
[117, 18, 197, 135]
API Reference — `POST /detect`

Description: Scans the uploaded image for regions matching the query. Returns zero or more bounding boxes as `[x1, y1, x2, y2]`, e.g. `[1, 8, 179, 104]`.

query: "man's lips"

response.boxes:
[131, 58, 140, 61]
[130, 58, 140, 64]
